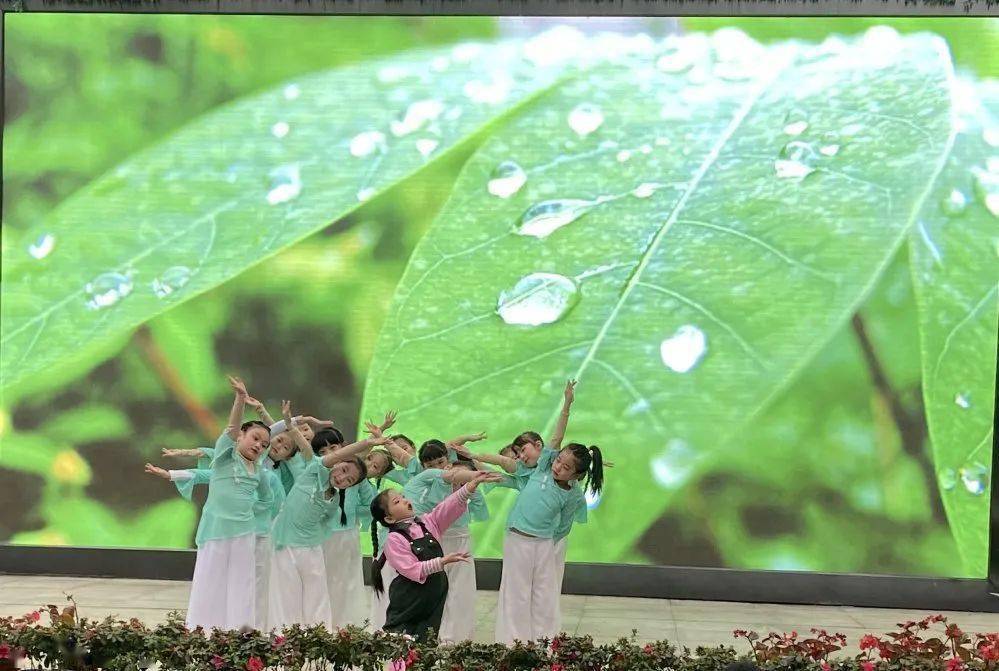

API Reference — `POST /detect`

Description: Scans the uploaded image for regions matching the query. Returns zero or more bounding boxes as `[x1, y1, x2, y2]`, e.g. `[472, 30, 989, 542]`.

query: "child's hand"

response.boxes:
[244, 396, 263, 411]
[379, 411, 398, 432]
[303, 415, 334, 428]
[144, 464, 170, 480]
[364, 420, 383, 438]
[450, 442, 474, 459]
[369, 435, 390, 446]
[228, 376, 249, 398]
[441, 551, 471, 566]
[161, 448, 189, 459]
[465, 471, 503, 492]
[281, 400, 293, 424]
[454, 432, 486, 445]
[563, 379, 577, 404]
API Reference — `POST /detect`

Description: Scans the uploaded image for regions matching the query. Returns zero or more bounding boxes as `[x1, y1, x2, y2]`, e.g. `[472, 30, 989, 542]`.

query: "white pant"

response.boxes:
[554, 537, 567, 633]
[495, 532, 558, 644]
[439, 527, 476, 643]
[268, 545, 332, 630]
[323, 531, 366, 629]
[369, 560, 397, 631]
[255, 536, 272, 631]
[187, 534, 256, 631]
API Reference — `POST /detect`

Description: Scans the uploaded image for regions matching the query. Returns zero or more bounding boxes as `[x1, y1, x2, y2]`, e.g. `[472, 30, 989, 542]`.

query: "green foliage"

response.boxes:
[908, 79, 999, 577]
[360, 33, 959, 568]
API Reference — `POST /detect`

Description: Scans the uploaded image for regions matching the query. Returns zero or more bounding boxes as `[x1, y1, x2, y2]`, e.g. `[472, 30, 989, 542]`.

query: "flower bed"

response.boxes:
[1, 602, 996, 671]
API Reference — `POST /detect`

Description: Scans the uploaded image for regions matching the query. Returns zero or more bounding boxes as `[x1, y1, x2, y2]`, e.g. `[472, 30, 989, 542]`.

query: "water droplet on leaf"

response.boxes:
[959, 462, 989, 495]
[567, 103, 604, 137]
[266, 165, 302, 205]
[271, 121, 290, 139]
[85, 272, 133, 310]
[954, 393, 971, 409]
[416, 138, 439, 159]
[283, 84, 300, 100]
[656, 46, 694, 73]
[616, 150, 632, 163]
[940, 189, 968, 217]
[937, 468, 957, 491]
[972, 166, 999, 218]
[391, 99, 444, 137]
[651, 438, 698, 489]
[151, 266, 192, 298]
[783, 108, 809, 136]
[659, 324, 707, 373]
[488, 161, 527, 199]
[632, 183, 659, 199]
[819, 144, 840, 156]
[496, 272, 580, 326]
[28, 233, 55, 260]
[356, 187, 376, 202]
[350, 130, 387, 158]
[774, 141, 819, 180]
[516, 199, 595, 239]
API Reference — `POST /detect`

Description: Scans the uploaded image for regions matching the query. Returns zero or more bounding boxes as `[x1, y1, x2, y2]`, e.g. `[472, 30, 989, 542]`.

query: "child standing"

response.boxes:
[401, 461, 489, 643]
[493, 380, 604, 644]
[368, 470, 500, 640]
[184, 376, 271, 631]
[268, 402, 383, 631]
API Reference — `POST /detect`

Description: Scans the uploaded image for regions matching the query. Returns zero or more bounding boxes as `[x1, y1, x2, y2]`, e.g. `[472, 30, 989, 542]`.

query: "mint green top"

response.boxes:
[505, 447, 586, 539]
[382, 467, 412, 487]
[194, 432, 268, 547]
[403, 468, 488, 529]
[277, 452, 308, 494]
[177, 465, 283, 538]
[325, 478, 377, 534]
[270, 457, 339, 549]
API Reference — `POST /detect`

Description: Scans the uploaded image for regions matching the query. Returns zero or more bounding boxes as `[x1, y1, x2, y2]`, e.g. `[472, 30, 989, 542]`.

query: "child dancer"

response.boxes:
[492, 380, 604, 644]
[368, 470, 501, 640]
[182, 376, 271, 631]
[268, 401, 383, 631]
[401, 460, 489, 643]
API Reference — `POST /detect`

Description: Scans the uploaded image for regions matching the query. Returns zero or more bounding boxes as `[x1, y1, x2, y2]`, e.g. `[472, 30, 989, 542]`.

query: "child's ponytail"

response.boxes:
[370, 520, 386, 595]
[586, 445, 604, 496]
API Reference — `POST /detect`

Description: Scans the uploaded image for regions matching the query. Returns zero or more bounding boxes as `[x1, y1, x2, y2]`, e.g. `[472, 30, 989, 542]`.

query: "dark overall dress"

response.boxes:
[383, 519, 448, 640]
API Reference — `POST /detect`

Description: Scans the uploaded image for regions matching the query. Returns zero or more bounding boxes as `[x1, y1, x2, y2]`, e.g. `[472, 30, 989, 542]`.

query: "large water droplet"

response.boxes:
[938, 468, 957, 491]
[516, 199, 595, 239]
[782, 108, 809, 136]
[496, 272, 580, 326]
[28, 233, 55, 260]
[271, 121, 290, 139]
[972, 166, 999, 218]
[350, 130, 387, 158]
[954, 393, 971, 409]
[959, 462, 989, 495]
[356, 187, 376, 202]
[774, 141, 819, 180]
[266, 165, 302, 205]
[390, 99, 444, 137]
[85, 272, 133, 310]
[656, 45, 694, 73]
[940, 189, 968, 217]
[567, 104, 604, 137]
[819, 144, 840, 157]
[650, 439, 698, 490]
[415, 138, 439, 159]
[283, 84, 300, 101]
[632, 183, 659, 199]
[488, 161, 527, 199]
[151, 266, 192, 298]
[659, 324, 707, 373]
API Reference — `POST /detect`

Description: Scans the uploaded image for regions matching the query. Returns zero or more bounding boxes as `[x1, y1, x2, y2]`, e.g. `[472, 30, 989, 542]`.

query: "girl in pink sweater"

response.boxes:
[369, 470, 500, 639]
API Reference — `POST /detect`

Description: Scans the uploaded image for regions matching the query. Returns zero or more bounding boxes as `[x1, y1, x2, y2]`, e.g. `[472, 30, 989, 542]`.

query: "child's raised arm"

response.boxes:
[382, 436, 413, 468]
[244, 395, 275, 425]
[446, 432, 486, 448]
[548, 379, 576, 451]
[443, 468, 504, 487]
[284, 400, 315, 462]
[323, 434, 389, 467]
[161, 448, 209, 459]
[226, 376, 249, 439]
[451, 442, 518, 474]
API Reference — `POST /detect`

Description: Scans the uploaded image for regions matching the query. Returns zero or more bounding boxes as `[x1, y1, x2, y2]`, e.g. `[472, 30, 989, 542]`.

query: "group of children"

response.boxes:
[145, 376, 605, 644]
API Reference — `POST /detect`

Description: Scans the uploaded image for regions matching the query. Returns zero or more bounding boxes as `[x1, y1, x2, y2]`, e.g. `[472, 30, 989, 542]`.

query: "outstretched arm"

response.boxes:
[283, 401, 315, 462]
[450, 442, 518, 474]
[161, 448, 210, 459]
[323, 435, 388, 467]
[548, 379, 576, 451]
[445, 432, 486, 448]
[225, 376, 249, 439]
[382, 436, 413, 468]
[244, 396, 275, 426]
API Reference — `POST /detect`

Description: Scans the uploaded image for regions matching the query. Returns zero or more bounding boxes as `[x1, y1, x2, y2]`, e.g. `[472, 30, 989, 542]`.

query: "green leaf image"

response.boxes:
[910, 78, 999, 577]
[0, 37, 580, 401]
[360, 32, 956, 562]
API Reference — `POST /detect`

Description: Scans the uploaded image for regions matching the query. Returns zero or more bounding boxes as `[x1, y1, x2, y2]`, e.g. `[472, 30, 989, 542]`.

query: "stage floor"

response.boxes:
[2, 575, 996, 654]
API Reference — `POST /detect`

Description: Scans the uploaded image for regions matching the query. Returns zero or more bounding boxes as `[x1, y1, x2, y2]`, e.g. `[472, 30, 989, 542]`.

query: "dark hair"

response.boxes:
[390, 433, 415, 450]
[452, 454, 477, 471]
[562, 443, 604, 496]
[312, 428, 345, 452]
[418, 439, 448, 465]
[369, 490, 394, 595]
[499, 444, 518, 459]
[513, 431, 543, 452]
[240, 420, 270, 434]
[327, 456, 368, 526]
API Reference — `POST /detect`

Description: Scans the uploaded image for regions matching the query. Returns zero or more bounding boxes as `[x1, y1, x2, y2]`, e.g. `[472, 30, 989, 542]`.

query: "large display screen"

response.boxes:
[2, 15, 996, 578]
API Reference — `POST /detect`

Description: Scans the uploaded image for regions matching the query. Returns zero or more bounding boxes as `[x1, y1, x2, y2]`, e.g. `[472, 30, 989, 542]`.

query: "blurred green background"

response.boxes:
[1, 15, 995, 575]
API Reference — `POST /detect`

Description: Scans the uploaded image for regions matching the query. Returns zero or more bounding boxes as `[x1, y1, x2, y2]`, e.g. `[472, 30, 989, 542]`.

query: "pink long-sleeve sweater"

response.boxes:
[384, 485, 471, 583]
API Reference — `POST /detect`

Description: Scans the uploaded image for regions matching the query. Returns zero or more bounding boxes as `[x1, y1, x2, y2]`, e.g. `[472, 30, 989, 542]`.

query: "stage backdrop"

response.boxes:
[2, 15, 996, 579]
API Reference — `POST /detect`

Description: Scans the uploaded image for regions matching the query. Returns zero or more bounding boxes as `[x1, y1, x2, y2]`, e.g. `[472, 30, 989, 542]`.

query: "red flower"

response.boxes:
[211, 655, 225, 670]
[820, 663, 831, 671]
[273, 635, 286, 646]
[29, 611, 40, 622]
[861, 662, 875, 671]
[550, 637, 560, 651]
[946, 624, 964, 638]
[643, 644, 654, 654]
[0, 644, 9, 659]
[859, 635, 879, 651]
[405, 648, 420, 668]
[551, 665, 565, 671]
[946, 658, 965, 671]
[979, 642, 999, 662]
[246, 656, 264, 671]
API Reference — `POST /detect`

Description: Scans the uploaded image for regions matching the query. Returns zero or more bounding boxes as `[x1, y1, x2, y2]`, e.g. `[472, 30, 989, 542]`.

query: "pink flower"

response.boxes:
[29, 611, 40, 622]
[211, 655, 225, 670]
[551, 664, 565, 671]
[643, 644, 654, 654]
[859, 635, 879, 650]
[820, 663, 831, 671]
[946, 658, 965, 671]
[273, 635, 286, 646]
[861, 662, 875, 671]
[246, 656, 264, 671]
